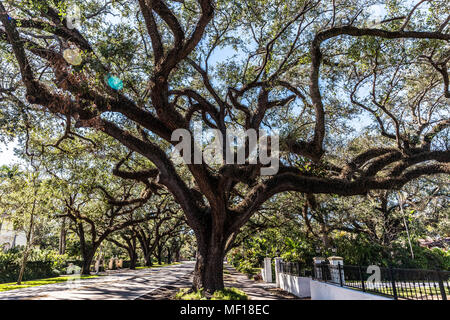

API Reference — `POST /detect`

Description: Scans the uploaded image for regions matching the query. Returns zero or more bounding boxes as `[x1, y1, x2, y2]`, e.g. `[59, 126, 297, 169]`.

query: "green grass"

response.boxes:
[344, 280, 450, 299]
[174, 287, 248, 300]
[0, 275, 99, 292]
[135, 262, 181, 270]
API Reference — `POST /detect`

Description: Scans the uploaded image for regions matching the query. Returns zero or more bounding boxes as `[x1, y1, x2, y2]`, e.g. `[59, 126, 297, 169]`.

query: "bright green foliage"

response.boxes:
[0, 275, 98, 292]
[0, 247, 70, 283]
[175, 287, 248, 300]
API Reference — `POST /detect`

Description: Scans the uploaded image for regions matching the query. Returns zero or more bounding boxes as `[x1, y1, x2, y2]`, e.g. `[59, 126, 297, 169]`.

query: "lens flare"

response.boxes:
[63, 48, 83, 66]
[107, 75, 123, 90]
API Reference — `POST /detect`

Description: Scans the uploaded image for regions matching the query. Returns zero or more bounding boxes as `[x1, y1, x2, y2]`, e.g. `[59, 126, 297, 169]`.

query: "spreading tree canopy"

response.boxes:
[0, 0, 448, 291]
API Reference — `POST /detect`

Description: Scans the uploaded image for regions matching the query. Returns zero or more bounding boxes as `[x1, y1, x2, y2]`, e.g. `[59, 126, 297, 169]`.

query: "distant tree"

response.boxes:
[108, 226, 140, 270]
[0, 165, 53, 284]
[135, 202, 185, 266]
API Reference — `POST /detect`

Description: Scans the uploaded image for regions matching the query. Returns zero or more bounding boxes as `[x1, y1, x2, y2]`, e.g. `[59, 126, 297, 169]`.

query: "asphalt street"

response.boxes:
[0, 261, 195, 300]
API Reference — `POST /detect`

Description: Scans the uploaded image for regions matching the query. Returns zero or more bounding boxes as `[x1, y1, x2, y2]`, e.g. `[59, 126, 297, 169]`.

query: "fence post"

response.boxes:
[388, 267, 398, 300]
[358, 266, 365, 292]
[436, 270, 447, 300]
[313, 257, 326, 280]
[263, 258, 273, 283]
[274, 257, 283, 288]
[338, 263, 343, 287]
[322, 262, 327, 282]
[328, 256, 344, 285]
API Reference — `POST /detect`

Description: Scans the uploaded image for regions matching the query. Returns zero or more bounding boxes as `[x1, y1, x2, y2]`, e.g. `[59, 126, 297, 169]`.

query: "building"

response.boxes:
[0, 218, 27, 251]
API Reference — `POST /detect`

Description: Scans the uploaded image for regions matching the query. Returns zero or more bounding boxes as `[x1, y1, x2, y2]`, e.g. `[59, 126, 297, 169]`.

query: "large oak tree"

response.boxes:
[0, 0, 448, 291]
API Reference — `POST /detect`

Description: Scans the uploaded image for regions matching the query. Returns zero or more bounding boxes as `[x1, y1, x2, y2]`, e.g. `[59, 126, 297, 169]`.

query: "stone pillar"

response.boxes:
[263, 258, 273, 283]
[313, 257, 326, 280]
[328, 256, 344, 285]
[274, 257, 283, 287]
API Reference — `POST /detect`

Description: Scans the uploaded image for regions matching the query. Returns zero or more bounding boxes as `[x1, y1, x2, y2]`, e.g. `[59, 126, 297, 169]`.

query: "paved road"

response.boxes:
[0, 262, 195, 300]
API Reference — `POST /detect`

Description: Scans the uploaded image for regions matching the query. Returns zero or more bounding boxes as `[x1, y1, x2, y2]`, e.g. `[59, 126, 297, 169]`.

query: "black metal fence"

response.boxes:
[312, 263, 449, 300]
[279, 261, 312, 277]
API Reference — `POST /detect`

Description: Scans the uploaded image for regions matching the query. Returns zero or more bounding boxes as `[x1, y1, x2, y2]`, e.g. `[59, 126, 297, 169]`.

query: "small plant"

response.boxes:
[211, 288, 248, 300]
[174, 287, 248, 300]
[174, 288, 207, 300]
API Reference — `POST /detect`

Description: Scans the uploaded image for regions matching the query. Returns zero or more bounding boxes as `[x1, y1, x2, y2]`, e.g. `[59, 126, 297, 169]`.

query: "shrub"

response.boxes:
[0, 248, 71, 283]
[235, 260, 258, 278]
[174, 288, 248, 300]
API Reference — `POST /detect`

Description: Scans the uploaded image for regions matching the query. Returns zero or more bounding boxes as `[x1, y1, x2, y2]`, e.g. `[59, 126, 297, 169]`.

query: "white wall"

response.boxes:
[262, 258, 272, 283]
[279, 273, 311, 298]
[310, 280, 393, 300]
[0, 220, 27, 249]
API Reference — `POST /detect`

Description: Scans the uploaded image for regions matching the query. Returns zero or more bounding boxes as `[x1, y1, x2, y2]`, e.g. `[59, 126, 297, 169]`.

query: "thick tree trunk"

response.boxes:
[192, 236, 226, 293]
[167, 247, 172, 264]
[128, 248, 138, 270]
[81, 244, 99, 275]
[81, 253, 95, 275]
[137, 233, 154, 267]
[77, 224, 95, 275]
[144, 254, 153, 267]
[129, 255, 137, 270]
[157, 245, 162, 265]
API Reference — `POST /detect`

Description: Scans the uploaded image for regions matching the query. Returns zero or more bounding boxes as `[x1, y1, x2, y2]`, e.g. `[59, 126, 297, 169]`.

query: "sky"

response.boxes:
[0, 140, 20, 166]
[0, 2, 390, 166]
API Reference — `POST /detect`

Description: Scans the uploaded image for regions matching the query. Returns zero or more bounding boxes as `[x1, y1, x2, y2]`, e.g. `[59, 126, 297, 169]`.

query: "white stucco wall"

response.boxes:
[279, 273, 311, 298]
[262, 258, 273, 283]
[310, 280, 393, 300]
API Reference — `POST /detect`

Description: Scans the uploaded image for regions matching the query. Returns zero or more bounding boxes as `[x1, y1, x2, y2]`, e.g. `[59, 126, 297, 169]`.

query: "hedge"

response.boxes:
[0, 248, 71, 283]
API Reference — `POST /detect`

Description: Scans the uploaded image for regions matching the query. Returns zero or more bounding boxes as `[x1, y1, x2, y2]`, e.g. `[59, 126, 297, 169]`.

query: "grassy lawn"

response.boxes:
[0, 275, 99, 292]
[343, 280, 449, 299]
[175, 287, 248, 300]
[135, 262, 181, 269]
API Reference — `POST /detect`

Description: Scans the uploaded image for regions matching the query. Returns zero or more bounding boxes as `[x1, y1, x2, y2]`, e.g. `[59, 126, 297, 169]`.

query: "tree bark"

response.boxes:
[81, 251, 95, 275]
[17, 248, 30, 285]
[192, 233, 226, 293]
[157, 244, 163, 265]
[128, 248, 138, 270]
[144, 253, 153, 267]
[137, 232, 154, 267]
[17, 197, 36, 285]
[59, 216, 66, 255]
[167, 247, 172, 264]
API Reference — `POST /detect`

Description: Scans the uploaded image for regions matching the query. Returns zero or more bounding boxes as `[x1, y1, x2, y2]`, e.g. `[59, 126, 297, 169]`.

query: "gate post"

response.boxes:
[328, 256, 344, 285]
[263, 258, 273, 283]
[274, 257, 283, 287]
[313, 257, 326, 280]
